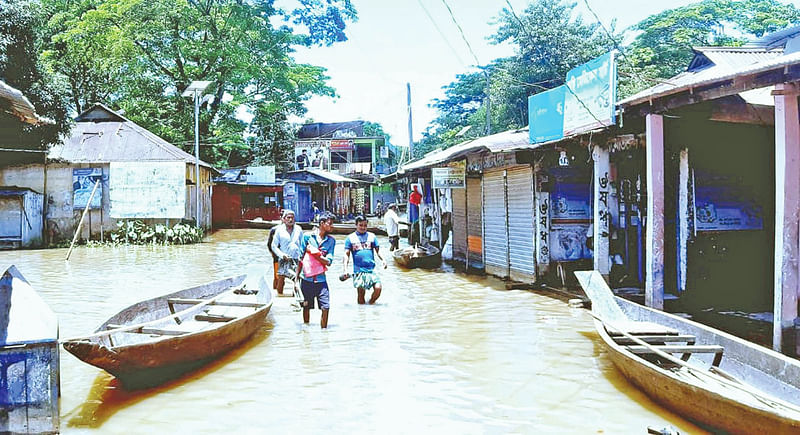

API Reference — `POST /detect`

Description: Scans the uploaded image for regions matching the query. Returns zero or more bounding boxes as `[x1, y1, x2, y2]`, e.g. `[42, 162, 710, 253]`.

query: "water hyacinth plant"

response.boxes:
[109, 220, 204, 245]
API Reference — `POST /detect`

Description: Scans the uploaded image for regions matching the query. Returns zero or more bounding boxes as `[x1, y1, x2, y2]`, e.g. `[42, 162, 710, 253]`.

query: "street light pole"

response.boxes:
[182, 80, 212, 227]
[194, 89, 200, 225]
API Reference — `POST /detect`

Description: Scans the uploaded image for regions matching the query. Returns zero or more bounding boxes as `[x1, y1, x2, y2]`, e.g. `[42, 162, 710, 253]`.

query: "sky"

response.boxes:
[284, 0, 761, 146]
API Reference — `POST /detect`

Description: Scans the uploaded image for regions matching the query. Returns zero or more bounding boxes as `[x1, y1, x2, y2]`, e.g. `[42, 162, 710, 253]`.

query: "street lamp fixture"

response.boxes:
[182, 80, 212, 226]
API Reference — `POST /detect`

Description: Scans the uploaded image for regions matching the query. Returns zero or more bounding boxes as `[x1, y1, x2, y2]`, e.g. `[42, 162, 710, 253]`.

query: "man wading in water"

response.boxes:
[342, 215, 387, 304]
[271, 210, 302, 296]
[295, 213, 336, 328]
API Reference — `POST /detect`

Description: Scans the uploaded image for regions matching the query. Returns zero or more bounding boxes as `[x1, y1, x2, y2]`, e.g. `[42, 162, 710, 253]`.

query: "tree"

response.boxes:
[41, 0, 357, 168]
[620, 0, 800, 97]
[419, 0, 612, 155]
[0, 0, 71, 164]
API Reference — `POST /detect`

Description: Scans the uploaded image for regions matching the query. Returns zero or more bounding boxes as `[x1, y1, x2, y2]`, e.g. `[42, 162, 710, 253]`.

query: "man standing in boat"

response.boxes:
[295, 213, 336, 328]
[342, 215, 387, 304]
[271, 209, 303, 296]
[383, 203, 400, 252]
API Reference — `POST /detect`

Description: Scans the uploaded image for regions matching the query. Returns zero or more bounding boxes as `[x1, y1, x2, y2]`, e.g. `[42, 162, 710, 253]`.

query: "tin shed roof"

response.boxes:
[0, 80, 48, 125]
[48, 103, 213, 168]
[619, 47, 785, 106]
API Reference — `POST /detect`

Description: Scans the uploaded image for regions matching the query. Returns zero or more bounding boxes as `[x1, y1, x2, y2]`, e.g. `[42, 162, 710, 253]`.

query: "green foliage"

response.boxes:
[40, 0, 356, 169]
[619, 0, 800, 97]
[108, 220, 204, 245]
[419, 0, 612, 155]
[0, 0, 71, 162]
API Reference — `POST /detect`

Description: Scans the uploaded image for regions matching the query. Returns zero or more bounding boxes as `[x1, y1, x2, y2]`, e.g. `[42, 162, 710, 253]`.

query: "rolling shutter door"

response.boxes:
[466, 177, 483, 270]
[507, 166, 536, 282]
[482, 168, 509, 278]
[452, 187, 467, 264]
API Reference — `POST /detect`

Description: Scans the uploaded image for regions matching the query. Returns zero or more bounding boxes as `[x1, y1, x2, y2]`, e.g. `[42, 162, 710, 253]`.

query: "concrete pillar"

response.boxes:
[593, 146, 611, 275]
[773, 82, 800, 352]
[678, 148, 690, 293]
[646, 114, 665, 309]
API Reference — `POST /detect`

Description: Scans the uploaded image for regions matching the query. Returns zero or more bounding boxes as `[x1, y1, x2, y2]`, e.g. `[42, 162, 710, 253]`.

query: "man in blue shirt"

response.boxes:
[294, 213, 336, 328]
[342, 215, 387, 304]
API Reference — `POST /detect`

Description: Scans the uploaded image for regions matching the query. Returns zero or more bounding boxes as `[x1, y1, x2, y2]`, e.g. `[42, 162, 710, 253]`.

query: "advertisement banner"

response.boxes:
[563, 51, 617, 135]
[528, 85, 565, 144]
[695, 185, 763, 231]
[550, 182, 591, 221]
[294, 141, 330, 170]
[73, 168, 103, 209]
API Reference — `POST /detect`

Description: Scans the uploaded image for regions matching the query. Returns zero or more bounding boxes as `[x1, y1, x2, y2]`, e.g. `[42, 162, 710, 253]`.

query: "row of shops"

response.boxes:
[392, 28, 800, 354]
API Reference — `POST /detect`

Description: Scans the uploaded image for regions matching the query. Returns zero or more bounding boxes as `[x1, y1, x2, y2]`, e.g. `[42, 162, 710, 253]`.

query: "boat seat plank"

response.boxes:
[168, 298, 264, 308]
[612, 334, 696, 345]
[195, 313, 235, 322]
[625, 344, 724, 366]
[606, 321, 678, 336]
[139, 327, 187, 336]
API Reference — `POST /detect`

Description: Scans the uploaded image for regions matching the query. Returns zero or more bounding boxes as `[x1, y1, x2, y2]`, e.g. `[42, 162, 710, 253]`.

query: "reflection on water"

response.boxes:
[0, 229, 707, 433]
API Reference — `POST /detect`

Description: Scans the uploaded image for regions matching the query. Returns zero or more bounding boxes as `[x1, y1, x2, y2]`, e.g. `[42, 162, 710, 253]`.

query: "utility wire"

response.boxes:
[416, 0, 467, 67]
[504, 0, 609, 129]
[439, 0, 482, 66]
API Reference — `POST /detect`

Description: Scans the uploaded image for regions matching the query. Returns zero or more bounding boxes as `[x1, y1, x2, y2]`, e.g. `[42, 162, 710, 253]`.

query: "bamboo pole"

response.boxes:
[65, 180, 100, 261]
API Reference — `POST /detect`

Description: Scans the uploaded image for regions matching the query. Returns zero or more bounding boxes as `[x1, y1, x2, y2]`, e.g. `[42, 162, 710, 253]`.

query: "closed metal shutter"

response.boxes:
[507, 166, 536, 282]
[482, 168, 509, 278]
[452, 187, 467, 264]
[466, 177, 483, 270]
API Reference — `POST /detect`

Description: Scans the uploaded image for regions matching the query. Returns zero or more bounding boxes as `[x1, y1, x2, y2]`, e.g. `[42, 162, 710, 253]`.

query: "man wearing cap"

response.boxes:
[383, 203, 400, 252]
[343, 216, 387, 304]
[271, 209, 303, 295]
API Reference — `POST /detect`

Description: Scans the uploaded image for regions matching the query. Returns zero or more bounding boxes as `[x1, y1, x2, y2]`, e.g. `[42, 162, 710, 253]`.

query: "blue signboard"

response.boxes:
[528, 85, 565, 144]
[563, 51, 617, 135]
[695, 185, 763, 231]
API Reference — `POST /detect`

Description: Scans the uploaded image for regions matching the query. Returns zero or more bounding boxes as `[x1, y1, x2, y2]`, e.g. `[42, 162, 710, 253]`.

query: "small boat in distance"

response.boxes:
[62, 272, 273, 389]
[392, 244, 441, 269]
[575, 270, 800, 434]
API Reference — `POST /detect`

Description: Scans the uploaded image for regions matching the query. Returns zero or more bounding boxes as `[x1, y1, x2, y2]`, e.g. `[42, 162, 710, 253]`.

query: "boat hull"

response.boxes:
[392, 245, 441, 269]
[595, 297, 800, 434]
[63, 275, 272, 388]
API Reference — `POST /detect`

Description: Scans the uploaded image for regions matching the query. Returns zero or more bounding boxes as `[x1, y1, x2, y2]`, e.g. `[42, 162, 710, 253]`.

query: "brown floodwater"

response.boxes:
[0, 229, 707, 434]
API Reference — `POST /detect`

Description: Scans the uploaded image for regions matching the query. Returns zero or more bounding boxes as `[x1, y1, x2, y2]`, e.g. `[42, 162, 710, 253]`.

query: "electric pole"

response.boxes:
[407, 82, 414, 159]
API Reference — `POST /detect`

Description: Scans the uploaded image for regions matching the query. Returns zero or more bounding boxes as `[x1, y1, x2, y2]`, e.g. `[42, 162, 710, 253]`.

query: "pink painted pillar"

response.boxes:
[646, 114, 665, 310]
[773, 83, 800, 352]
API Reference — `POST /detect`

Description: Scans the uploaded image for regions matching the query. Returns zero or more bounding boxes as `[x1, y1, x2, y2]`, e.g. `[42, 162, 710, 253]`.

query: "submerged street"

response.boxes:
[0, 229, 706, 433]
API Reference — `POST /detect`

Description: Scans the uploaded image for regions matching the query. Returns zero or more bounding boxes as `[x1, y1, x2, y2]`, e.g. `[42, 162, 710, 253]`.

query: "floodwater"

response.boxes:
[0, 229, 708, 434]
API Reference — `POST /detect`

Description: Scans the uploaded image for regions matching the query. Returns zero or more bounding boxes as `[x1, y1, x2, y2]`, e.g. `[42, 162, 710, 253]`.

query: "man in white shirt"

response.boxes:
[271, 209, 303, 295]
[383, 203, 400, 251]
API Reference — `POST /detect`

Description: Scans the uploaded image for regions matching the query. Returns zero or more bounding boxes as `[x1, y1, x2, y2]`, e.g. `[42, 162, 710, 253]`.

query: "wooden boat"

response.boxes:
[62, 272, 273, 388]
[392, 244, 441, 269]
[328, 223, 387, 236]
[575, 270, 800, 434]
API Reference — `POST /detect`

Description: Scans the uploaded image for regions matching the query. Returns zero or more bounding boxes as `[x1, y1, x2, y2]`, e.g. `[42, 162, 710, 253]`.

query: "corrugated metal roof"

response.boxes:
[400, 128, 532, 172]
[302, 168, 361, 183]
[0, 80, 47, 125]
[620, 47, 784, 106]
[619, 47, 798, 107]
[48, 103, 213, 168]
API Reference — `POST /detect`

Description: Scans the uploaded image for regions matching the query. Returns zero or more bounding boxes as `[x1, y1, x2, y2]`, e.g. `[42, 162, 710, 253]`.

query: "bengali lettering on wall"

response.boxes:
[109, 161, 186, 218]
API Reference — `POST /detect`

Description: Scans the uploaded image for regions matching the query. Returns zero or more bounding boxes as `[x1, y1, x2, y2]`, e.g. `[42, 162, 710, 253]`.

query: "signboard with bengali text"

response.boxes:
[109, 161, 185, 218]
[432, 166, 466, 189]
[563, 51, 617, 135]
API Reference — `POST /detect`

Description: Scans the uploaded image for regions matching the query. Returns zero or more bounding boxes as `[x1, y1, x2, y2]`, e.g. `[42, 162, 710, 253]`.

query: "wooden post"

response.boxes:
[773, 82, 800, 352]
[593, 145, 611, 276]
[645, 114, 665, 309]
[65, 180, 100, 261]
[678, 148, 689, 292]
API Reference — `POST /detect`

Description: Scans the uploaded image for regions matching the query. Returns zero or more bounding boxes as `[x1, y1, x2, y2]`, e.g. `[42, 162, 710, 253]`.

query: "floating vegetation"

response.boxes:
[105, 220, 205, 245]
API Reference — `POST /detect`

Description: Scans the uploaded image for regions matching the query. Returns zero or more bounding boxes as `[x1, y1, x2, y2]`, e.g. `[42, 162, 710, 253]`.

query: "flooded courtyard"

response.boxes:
[0, 229, 706, 433]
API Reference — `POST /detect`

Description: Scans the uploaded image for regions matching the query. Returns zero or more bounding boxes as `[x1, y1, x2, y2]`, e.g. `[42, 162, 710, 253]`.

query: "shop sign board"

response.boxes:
[563, 51, 617, 135]
[528, 85, 565, 144]
[109, 161, 185, 218]
[432, 166, 465, 189]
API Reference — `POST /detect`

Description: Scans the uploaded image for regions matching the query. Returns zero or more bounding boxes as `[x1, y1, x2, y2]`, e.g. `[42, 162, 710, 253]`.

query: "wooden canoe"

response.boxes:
[62, 273, 273, 388]
[576, 270, 800, 434]
[392, 244, 441, 269]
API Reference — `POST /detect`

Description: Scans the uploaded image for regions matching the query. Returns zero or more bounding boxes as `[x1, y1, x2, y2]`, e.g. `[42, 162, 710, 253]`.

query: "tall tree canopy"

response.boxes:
[41, 0, 357, 169]
[0, 0, 71, 162]
[620, 0, 800, 96]
[417, 0, 612, 157]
